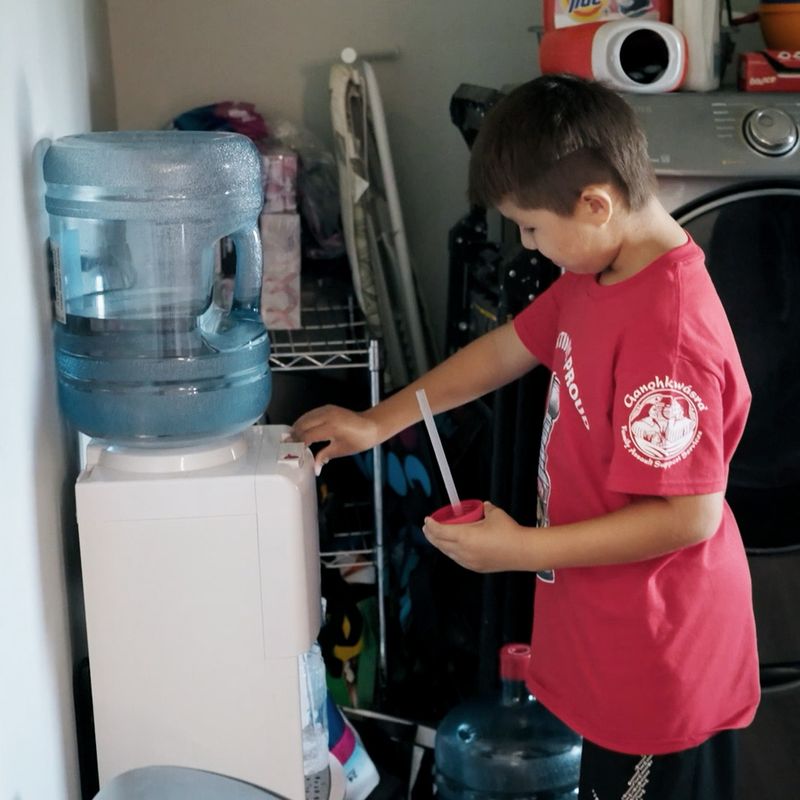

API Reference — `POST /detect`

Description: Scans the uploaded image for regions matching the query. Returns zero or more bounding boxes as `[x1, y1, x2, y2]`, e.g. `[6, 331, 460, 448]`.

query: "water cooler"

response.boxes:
[76, 427, 322, 799]
[44, 131, 333, 799]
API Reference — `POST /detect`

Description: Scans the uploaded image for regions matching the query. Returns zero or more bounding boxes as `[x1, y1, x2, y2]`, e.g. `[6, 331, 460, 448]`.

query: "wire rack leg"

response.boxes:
[369, 339, 387, 685]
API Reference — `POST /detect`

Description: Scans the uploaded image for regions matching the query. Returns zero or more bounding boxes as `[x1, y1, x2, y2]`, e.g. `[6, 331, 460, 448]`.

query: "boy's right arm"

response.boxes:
[292, 321, 539, 470]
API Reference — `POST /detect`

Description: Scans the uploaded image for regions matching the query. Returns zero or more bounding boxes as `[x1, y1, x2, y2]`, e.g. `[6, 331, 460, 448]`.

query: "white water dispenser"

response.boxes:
[44, 131, 334, 799]
[76, 425, 323, 799]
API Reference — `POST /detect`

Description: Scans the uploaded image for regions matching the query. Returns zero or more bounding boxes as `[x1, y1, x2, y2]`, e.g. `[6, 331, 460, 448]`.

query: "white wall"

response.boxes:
[0, 1, 115, 798]
[106, 0, 541, 355]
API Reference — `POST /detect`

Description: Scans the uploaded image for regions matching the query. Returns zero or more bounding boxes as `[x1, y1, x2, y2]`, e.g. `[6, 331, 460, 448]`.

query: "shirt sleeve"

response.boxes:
[607, 348, 728, 497]
[512, 274, 564, 370]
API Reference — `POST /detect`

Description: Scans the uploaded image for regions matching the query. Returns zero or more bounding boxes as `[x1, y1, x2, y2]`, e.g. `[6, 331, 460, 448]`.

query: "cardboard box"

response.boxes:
[260, 213, 301, 330]
[739, 50, 800, 92]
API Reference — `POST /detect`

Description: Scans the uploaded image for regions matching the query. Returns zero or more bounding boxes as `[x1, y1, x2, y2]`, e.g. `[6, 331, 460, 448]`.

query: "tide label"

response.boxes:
[548, 0, 663, 29]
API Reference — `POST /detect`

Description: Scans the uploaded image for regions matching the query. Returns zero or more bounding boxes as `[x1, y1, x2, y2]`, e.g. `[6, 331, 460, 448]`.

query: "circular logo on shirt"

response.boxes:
[627, 389, 700, 463]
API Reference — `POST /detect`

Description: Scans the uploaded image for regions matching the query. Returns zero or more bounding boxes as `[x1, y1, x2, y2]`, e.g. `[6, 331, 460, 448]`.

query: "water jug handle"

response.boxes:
[229, 226, 263, 314]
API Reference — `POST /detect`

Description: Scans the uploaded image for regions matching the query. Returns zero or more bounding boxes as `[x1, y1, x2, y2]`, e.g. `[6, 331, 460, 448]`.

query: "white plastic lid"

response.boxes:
[95, 433, 249, 473]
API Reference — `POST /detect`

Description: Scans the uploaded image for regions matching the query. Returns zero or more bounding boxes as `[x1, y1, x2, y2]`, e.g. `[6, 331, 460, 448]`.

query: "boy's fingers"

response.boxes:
[422, 517, 458, 543]
[312, 443, 336, 475]
[292, 420, 328, 445]
[310, 435, 360, 474]
[292, 405, 336, 441]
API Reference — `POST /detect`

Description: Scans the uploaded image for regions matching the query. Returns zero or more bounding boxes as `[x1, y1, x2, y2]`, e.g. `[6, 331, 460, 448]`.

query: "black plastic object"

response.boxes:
[737, 667, 800, 800]
[449, 84, 504, 149]
[435, 644, 581, 799]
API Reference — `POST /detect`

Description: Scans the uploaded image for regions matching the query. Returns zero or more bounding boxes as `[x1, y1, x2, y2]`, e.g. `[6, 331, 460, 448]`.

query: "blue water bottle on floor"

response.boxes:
[435, 643, 582, 799]
[43, 130, 270, 445]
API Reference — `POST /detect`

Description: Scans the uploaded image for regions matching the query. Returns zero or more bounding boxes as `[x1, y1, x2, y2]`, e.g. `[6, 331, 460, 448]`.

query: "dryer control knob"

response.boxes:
[743, 108, 798, 156]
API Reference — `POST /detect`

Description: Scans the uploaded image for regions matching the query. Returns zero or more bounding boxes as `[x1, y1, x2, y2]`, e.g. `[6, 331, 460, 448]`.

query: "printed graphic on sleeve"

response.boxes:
[536, 374, 560, 583]
[620, 376, 706, 469]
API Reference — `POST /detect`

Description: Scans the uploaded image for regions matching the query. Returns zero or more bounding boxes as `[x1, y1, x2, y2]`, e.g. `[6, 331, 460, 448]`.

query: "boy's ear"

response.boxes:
[576, 185, 614, 226]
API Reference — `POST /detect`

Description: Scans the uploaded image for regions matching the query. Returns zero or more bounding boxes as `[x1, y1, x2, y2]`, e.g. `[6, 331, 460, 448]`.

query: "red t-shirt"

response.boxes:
[513, 237, 760, 755]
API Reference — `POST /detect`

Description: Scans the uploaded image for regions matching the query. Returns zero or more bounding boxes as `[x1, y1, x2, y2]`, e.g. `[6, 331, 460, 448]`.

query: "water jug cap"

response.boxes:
[499, 643, 531, 682]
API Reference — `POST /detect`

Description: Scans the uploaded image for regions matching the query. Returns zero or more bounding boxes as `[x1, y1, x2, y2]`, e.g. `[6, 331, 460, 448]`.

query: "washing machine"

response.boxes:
[627, 91, 800, 800]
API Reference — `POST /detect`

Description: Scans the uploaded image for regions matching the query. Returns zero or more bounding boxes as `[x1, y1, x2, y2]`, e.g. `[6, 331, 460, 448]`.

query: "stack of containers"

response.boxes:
[259, 145, 302, 330]
[539, 0, 722, 93]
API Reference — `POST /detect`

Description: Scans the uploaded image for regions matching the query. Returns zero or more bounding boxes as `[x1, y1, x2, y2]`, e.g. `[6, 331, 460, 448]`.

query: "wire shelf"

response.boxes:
[320, 498, 378, 573]
[268, 296, 375, 371]
[266, 282, 387, 680]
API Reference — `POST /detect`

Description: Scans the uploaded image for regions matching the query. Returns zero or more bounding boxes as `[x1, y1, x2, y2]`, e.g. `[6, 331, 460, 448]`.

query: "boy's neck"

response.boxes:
[598, 199, 688, 286]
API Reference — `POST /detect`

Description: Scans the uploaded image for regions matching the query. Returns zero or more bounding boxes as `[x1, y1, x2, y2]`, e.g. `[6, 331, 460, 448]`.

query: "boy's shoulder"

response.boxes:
[627, 236, 711, 299]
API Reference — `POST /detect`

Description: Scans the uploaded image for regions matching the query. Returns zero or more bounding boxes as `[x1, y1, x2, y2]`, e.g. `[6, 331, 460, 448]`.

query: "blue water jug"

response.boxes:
[43, 131, 270, 444]
[435, 644, 582, 799]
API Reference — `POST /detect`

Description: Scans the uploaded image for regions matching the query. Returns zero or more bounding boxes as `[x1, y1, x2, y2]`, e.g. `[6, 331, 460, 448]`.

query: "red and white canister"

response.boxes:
[539, 19, 686, 93]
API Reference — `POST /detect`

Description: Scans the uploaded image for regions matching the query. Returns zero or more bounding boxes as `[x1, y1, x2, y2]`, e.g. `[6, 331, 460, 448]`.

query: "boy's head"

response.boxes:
[468, 74, 656, 216]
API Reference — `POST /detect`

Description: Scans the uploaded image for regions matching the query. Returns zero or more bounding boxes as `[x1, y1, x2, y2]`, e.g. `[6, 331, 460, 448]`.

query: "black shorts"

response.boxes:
[579, 730, 738, 800]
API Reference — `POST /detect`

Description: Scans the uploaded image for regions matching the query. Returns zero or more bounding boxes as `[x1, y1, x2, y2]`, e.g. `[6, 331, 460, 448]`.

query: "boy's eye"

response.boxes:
[522, 227, 536, 234]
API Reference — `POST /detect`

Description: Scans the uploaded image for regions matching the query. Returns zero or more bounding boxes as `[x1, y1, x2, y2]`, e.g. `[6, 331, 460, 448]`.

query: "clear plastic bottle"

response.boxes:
[435, 644, 581, 799]
[43, 131, 270, 445]
[299, 643, 329, 777]
[673, 0, 721, 91]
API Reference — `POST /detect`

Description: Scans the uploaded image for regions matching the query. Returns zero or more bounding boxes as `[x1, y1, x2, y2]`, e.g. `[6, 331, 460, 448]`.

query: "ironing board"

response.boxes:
[329, 58, 431, 388]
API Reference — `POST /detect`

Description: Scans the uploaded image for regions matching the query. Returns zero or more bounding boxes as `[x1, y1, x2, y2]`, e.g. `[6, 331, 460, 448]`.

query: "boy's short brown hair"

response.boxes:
[468, 74, 657, 215]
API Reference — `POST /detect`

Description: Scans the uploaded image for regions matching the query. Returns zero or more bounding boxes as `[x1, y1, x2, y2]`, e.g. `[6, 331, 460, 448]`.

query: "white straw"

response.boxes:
[416, 389, 462, 514]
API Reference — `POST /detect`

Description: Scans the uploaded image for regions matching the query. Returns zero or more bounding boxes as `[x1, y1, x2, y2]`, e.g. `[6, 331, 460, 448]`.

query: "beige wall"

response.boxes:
[0, 1, 115, 797]
[106, 0, 541, 354]
[103, 2, 766, 360]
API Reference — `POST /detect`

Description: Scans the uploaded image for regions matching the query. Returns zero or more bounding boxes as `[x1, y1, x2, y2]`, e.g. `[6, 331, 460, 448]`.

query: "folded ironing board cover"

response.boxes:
[329, 62, 431, 388]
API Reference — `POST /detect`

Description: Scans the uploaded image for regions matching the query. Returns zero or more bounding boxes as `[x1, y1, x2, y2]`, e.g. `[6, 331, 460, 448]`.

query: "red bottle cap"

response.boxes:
[499, 643, 531, 682]
[429, 499, 484, 525]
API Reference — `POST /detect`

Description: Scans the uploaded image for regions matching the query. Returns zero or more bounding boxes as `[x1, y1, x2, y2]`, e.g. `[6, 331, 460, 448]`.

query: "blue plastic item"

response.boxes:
[43, 130, 270, 445]
[435, 643, 582, 799]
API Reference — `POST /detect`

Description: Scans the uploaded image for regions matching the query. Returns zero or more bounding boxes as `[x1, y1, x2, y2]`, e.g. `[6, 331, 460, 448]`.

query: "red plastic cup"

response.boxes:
[430, 499, 485, 524]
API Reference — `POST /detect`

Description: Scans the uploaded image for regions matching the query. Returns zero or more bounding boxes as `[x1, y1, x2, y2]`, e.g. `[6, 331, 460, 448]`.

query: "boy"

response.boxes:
[292, 75, 759, 799]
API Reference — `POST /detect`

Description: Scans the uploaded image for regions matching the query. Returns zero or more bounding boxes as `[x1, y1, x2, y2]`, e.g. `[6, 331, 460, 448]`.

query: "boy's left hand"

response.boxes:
[422, 501, 529, 573]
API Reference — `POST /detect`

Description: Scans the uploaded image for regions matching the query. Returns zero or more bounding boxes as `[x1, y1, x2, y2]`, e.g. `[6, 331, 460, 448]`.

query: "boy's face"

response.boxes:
[497, 194, 618, 276]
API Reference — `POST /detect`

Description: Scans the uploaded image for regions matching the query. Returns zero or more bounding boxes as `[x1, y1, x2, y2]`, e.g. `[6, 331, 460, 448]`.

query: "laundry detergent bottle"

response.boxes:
[435, 643, 582, 799]
[43, 131, 270, 445]
[543, 0, 673, 30]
